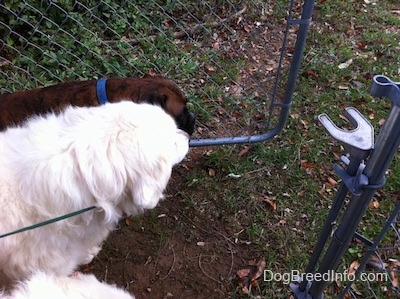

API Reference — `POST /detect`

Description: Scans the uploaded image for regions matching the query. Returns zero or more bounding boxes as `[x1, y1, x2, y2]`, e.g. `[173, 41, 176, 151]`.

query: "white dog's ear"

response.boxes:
[74, 140, 127, 205]
[124, 131, 187, 215]
[130, 168, 170, 212]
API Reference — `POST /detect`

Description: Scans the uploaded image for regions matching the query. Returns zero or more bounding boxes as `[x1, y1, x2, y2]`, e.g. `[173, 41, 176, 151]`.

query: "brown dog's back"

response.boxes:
[0, 80, 98, 130]
[0, 76, 194, 134]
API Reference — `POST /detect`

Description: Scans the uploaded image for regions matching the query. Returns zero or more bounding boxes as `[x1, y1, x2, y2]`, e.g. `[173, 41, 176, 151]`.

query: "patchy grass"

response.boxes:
[167, 1, 400, 297]
[252, 1, 400, 297]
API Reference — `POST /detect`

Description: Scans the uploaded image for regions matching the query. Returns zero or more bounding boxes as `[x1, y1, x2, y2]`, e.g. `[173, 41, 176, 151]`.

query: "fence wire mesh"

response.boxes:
[0, 0, 312, 146]
[292, 193, 400, 299]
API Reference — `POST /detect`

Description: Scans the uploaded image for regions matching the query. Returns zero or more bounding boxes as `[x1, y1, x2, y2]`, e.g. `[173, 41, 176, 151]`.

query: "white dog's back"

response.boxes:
[0, 102, 189, 280]
[1, 272, 135, 299]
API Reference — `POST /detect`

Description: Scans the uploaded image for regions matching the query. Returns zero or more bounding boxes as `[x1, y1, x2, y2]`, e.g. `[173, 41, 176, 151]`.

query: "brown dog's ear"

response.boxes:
[159, 94, 167, 109]
[145, 91, 167, 109]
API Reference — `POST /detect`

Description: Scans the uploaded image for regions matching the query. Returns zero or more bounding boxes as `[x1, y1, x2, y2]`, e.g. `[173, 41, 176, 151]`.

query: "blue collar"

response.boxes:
[96, 78, 109, 105]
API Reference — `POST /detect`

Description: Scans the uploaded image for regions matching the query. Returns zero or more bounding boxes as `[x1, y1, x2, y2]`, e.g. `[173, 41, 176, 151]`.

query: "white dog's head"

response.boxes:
[13, 102, 189, 223]
[70, 102, 190, 219]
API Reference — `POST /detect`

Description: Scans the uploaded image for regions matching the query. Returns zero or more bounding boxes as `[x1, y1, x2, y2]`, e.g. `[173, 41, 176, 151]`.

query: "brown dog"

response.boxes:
[0, 76, 195, 135]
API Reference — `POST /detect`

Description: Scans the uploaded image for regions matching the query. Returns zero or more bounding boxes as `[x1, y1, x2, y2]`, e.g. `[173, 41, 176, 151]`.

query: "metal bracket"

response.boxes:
[333, 163, 368, 196]
[318, 107, 374, 196]
[318, 107, 374, 160]
[370, 75, 400, 106]
[290, 276, 315, 299]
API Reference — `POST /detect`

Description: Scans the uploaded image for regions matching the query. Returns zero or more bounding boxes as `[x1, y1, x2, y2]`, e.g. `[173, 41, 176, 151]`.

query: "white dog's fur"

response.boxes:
[0, 101, 189, 280]
[1, 272, 135, 299]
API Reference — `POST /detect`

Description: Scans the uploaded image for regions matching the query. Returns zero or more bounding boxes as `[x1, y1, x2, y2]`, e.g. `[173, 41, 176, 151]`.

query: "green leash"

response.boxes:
[0, 206, 96, 239]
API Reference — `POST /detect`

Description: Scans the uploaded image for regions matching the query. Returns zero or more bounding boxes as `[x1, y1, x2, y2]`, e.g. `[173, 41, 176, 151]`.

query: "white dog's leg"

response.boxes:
[3, 272, 136, 299]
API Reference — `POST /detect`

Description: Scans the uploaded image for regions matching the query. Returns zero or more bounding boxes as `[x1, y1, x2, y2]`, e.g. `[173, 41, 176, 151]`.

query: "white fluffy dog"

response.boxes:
[1, 272, 135, 299]
[0, 102, 189, 280]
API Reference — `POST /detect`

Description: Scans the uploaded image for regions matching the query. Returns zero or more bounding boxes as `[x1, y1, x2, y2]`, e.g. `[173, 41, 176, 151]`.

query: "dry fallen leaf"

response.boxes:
[146, 69, 157, 76]
[301, 160, 317, 169]
[388, 258, 400, 267]
[302, 69, 319, 80]
[347, 260, 360, 276]
[250, 279, 259, 287]
[297, 190, 306, 197]
[125, 217, 133, 226]
[241, 285, 249, 294]
[216, 107, 225, 115]
[239, 146, 250, 157]
[265, 66, 274, 72]
[369, 200, 380, 209]
[391, 271, 399, 288]
[352, 80, 364, 88]
[338, 58, 353, 69]
[251, 257, 266, 281]
[208, 168, 216, 177]
[262, 197, 277, 211]
[206, 65, 216, 72]
[278, 219, 287, 225]
[236, 268, 251, 279]
[327, 176, 338, 186]
[236, 257, 266, 294]
[0, 60, 11, 67]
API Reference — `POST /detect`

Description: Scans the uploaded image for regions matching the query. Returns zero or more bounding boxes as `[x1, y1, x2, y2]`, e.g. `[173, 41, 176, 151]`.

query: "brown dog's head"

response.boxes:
[107, 76, 196, 136]
[142, 78, 196, 136]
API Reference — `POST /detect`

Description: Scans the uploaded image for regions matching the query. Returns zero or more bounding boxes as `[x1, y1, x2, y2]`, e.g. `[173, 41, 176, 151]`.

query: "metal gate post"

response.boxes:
[297, 108, 373, 294]
[291, 75, 400, 298]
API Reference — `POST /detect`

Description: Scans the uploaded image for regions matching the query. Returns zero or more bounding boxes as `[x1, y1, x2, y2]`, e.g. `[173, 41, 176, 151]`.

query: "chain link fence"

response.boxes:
[342, 208, 400, 299]
[0, 0, 314, 146]
[311, 201, 400, 299]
